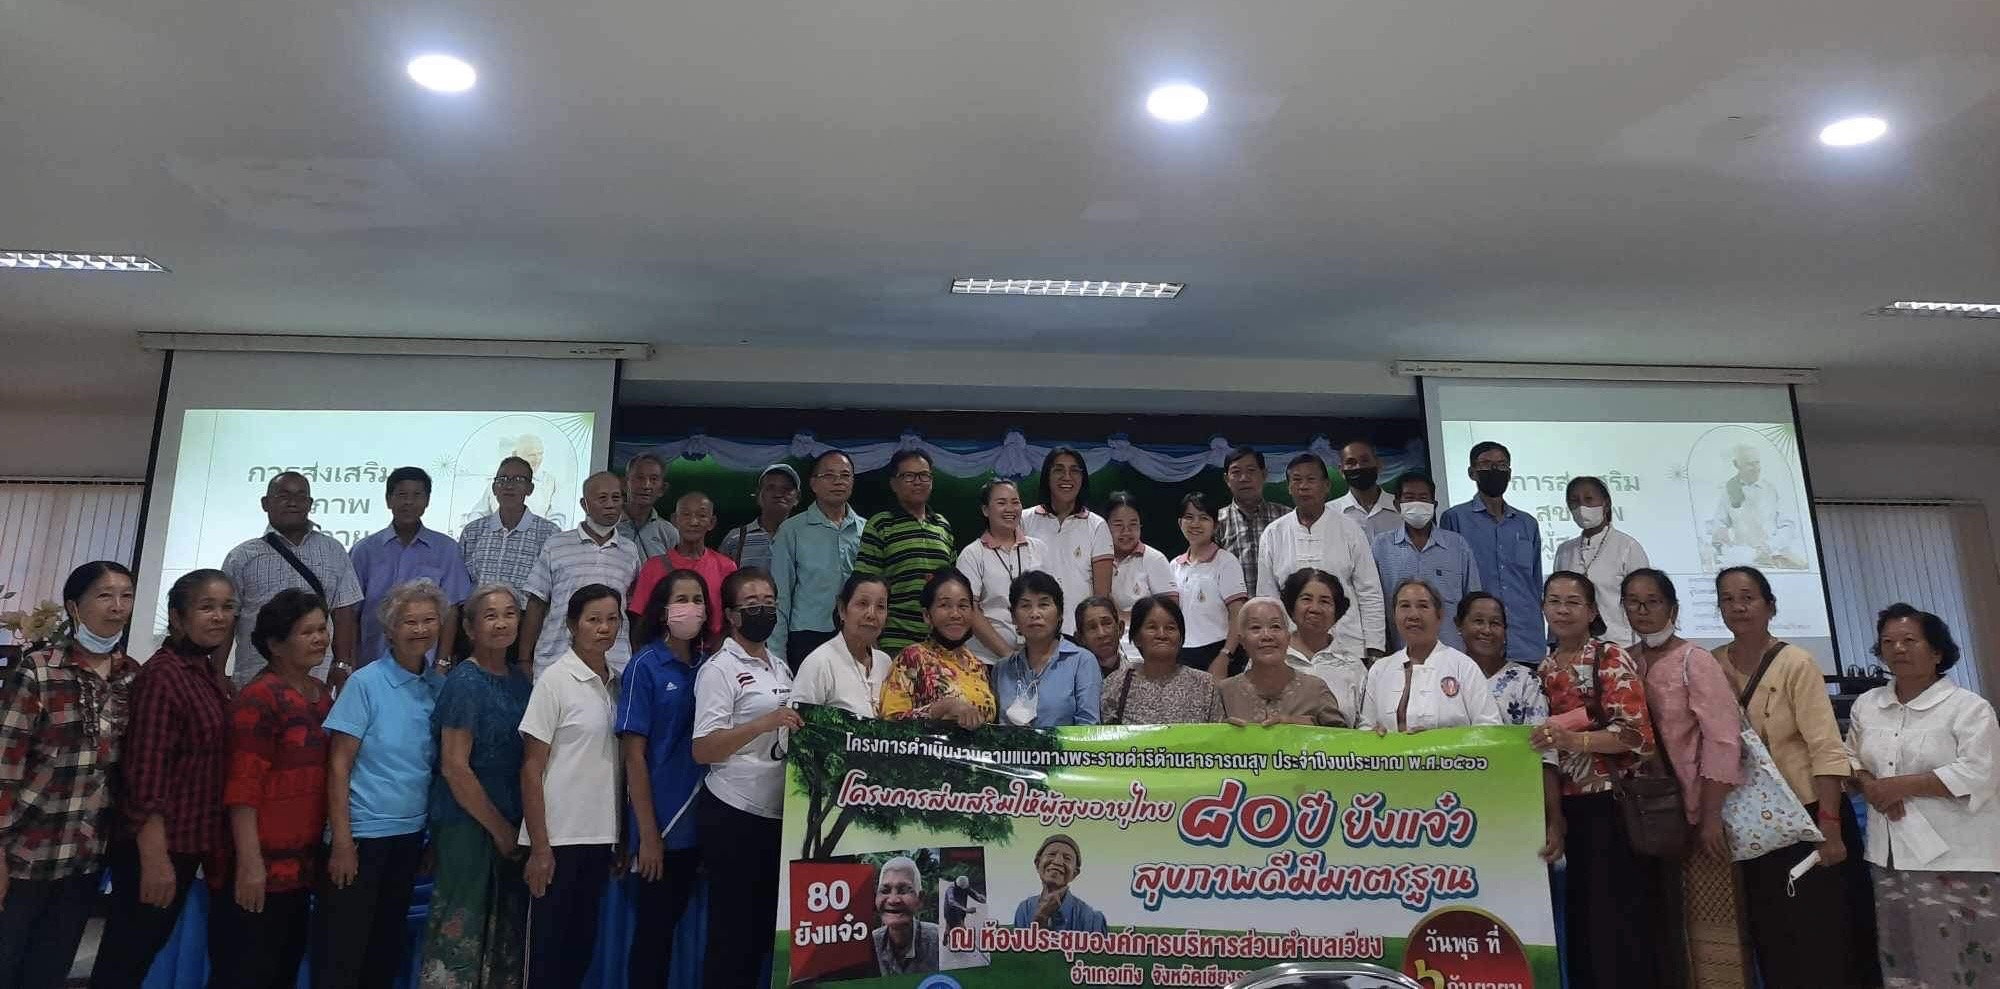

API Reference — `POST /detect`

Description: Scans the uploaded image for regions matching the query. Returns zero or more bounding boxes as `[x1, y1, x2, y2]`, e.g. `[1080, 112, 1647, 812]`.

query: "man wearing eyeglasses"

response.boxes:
[457, 456, 561, 603]
[853, 450, 955, 656]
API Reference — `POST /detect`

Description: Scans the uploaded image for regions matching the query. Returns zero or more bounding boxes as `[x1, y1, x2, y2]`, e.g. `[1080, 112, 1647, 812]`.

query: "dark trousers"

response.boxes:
[210, 888, 313, 989]
[313, 831, 426, 989]
[1741, 797, 1883, 987]
[1179, 641, 1225, 673]
[626, 848, 701, 989]
[698, 788, 780, 989]
[786, 630, 836, 674]
[0, 869, 100, 989]
[91, 840, 202, 989]
[527, 844, 613, 989]
[1561, 793, 1668, 989]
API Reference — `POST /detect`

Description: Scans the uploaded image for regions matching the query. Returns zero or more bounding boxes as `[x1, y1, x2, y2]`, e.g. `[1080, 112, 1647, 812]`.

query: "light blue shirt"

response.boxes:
[1012, 891, 1106, 932]
[769, 502, 864, 653]
[1438, 500, 1545, 661]
[323, 655, 445, 838]
[348, 525, 475, 663]
[995, 639, 1102, 728]
[1372, 525, 1482, 651]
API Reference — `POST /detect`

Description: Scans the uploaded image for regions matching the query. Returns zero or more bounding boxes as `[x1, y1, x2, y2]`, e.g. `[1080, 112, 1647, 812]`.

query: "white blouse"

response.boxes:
[1285, 640, 1366, 728]
[1358, 643, 1502, 733]
[791, 634, 891, 719]
[956, 534, 1050, 663]
[1551, 526, 1650, 647]
[1847, 678, 2000, 873]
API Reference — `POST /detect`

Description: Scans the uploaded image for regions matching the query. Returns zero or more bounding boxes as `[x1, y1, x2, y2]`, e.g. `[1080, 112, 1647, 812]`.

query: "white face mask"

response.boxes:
[1570, 506, 1606, 529]
[1640, 627, 1675, 648]
[1005, 691, 1038, 727]
[1399, 502, 1436, 529]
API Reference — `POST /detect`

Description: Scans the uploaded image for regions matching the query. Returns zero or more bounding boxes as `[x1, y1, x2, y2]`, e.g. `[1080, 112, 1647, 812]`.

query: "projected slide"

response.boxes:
[149, 409, 594, 636]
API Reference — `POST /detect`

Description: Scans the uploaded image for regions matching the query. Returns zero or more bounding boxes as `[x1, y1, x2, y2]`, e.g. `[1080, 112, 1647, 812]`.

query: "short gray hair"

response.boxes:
[460, 583, 522, 631]
[1392, 578, 1443, 613]
[378, 578, 449, 633]
[879, 855, 922, 891]
[1240, 596, 1287, 623]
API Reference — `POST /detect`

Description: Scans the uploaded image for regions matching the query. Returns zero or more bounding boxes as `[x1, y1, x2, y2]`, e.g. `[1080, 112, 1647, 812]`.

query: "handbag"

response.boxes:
[1714, 641, 1824, 861]
[1584, 646, 1687, 857]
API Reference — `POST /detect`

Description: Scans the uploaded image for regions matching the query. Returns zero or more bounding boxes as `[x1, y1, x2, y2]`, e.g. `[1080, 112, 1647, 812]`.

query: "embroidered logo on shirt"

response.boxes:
[736, 672, 757, 686]
[1440, 677, 1460, 698]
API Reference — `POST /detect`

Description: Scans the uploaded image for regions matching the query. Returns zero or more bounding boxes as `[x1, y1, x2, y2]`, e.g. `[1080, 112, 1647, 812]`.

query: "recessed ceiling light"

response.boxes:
[407, 54, 476, 93]
[952, 278, 1183, 299]
[1819, 116, 1886, 147]
[1874, 300, 2000, 318]
[0, 251, 168, 272]
[1146, 84, 1209, 123]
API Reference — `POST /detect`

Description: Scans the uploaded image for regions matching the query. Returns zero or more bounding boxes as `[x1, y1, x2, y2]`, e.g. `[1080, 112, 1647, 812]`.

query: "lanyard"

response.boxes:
[990, 541, 1025, 581]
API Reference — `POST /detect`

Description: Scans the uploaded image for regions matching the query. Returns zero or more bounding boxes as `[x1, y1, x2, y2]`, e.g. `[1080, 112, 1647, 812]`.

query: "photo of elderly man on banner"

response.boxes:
[775, 705, 1558, 988]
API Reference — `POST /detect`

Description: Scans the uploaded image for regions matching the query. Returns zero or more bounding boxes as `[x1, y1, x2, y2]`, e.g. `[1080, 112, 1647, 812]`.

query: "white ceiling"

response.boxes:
[4, 0, 1999, 428]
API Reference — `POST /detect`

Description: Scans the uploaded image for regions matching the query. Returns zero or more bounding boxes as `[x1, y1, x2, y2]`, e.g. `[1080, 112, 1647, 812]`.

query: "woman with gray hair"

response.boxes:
[1359, 579, 1501, 732]
[1217, 597, 1346, 727]
[315, 578, 448, 989]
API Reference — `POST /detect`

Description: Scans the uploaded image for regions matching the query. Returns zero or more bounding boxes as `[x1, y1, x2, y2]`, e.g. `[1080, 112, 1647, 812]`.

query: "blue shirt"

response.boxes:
[429, 659, 532, 828]
[1371, 525, 1483, 651]
[994, 639, 1103, 728]
[1438, 500, 1545, 661]
[1012, 891, 1106, 932]
[615, 641, 707, 850]
[770, 502, 865, 651]
[348, 525, 476, 662]
[323, 655, 446, 838]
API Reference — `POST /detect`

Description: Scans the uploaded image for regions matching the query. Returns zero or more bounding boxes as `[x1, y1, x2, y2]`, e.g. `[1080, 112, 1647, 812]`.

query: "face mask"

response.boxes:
[1340, 467, 1379, 491]
[1006, 691, 1038, 727]
[69, 616, 123, 654]
[666, 603, 705, 641]
[1399, 502, 1436, 529]
[931, 629, 974, 651]
[580, 518, 616, 539]
[735, 605, 778, 643]
[1640, 627, 1675, 648]
[1571, 506, 1606, 529]
[1475, 469, 1512, 498]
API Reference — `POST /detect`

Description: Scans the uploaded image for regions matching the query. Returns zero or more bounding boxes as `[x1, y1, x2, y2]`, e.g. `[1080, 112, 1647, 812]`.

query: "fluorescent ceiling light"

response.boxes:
[0, 251, 167, 272]
[952, 278, 1183, 299]
[1819, 116, 1887, 146]
[407, 54, 476, 93]
[1876, 300, 2000, 317]
[1146, 84, 1209, 123]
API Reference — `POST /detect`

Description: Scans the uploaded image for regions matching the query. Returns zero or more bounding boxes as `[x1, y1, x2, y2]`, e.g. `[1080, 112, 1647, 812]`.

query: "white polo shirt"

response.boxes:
[1333, 489, 1404, 539]
[693, 638, 794, 819]
[1552, 526, 1651, 647]
[1357, 644, 1503, 733]
[1112, 545, 1178, 614]
[792, 634, 890, 719]
[1171, 547, 1248, 648]
[1020, 507, 1113, 635]
[1257, 508, 1385, 659]
[956, 533, 1050, 664]
[517, 649, 621, 846]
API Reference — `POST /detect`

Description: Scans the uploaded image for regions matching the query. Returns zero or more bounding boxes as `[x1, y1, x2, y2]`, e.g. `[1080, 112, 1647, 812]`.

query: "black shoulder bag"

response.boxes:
[1584, 646, 1687, 857]
[263, 532, 328, 600]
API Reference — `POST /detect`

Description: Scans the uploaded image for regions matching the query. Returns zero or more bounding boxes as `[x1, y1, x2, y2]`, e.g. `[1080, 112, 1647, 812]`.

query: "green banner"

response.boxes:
[775, 707, 1557, 988]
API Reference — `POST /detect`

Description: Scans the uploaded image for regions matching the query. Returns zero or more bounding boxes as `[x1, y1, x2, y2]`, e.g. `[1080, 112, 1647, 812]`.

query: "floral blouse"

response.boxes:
[879, 640, 997, 722]
[1101, 664, 1220, 725]
[1537, 639, 1656, 796]
[1487, 662, 1549, 727]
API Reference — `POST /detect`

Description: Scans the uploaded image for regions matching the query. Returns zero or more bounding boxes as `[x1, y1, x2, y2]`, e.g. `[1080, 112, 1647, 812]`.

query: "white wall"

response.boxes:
[1803, 437, 2000, 557]
[0, 409, 155, 478]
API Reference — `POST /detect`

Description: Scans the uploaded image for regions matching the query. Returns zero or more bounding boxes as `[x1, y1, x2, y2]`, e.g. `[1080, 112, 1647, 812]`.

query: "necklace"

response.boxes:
[1578, 528, 1609, 575]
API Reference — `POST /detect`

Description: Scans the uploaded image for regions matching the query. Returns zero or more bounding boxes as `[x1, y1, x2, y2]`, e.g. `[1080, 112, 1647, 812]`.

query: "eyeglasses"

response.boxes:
[812, 471, 854, 482]
[1623, 597, 1670, 612]
[1224, 468, 1262, 480]
[493, 475, 533, 487]
[895, 471, 934, 483]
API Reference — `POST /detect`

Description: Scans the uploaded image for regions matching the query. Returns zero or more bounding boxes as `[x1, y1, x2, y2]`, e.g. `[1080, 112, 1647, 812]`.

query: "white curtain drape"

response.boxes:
[1816, 500, 1994, 695]
[0, 482, 145, 641]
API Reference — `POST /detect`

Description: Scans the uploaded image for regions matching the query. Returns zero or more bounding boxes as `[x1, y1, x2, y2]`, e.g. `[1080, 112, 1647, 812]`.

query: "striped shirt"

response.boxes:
[1216, 500, 1290, 595]
[524, 526, 644, 675]
[459, 510, 561, 598]
[853, 508, 956, 654]
[718, 519, 776, 572]
[221, 527, 365, 685]
[0, 646, 141, 880]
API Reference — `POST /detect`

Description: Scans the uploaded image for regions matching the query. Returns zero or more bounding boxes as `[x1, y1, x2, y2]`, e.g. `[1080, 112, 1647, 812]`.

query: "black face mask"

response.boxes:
[1340, 467, 1379, 491]
[735, 605, 778, 643]
[1475, 468, 1512, 498]
[931, 629, 974, 651]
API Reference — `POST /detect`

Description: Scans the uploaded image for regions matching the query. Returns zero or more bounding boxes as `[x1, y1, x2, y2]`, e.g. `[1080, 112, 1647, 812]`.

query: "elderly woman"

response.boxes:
[1102, 596, 1219, 726]
[1623, 568, 1746, 989]
[1713, 566, 1878, 985]
[1283, 568, 1365, 725]
[1218, 598, 1345, 727]
[1075, 597, 1125, 677]
[1848, 603, 2000, 988]
[1171, 492, 1247, 676]
[1530, 571, 1665, 989]
[0, 562, 141, 989]
[996, 571, 1101, 728]
[794, 574, 894, 718]
[521, 583, 625, 989]
[95, 568, 238, 989]
[316, 578, 448, 989]
[419, 584, 531, 989]
[693, 568, 801, 988]
[957, 478, 1049, 664]
[1553, 476, 1651, 649]
[879, 568, 997, 729]
[1360, 579, 1500, 733]
[212, 588, 333, 989]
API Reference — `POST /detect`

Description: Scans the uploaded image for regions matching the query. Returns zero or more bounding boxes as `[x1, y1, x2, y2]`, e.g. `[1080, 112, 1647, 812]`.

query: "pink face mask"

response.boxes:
[666, 602, 705, 641]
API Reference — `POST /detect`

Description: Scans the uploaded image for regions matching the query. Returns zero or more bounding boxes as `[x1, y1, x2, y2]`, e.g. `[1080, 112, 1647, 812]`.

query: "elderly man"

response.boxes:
[1011, 834, 1105, 933]
[617, 452, 681, 561]
[458, 455, 560, 599]
[871, 856, 940, 976]
[1706, 444, 1807, 569]
[1332, 439, 1403, 538]
[720, 463, 801, 572]
[219, 471, 364, 687]
[1372, 473, 1481, 651]
[942, 874, 986, 932]
[1215, 446, 1288, 594]
[520, 471, 645, 676]
[1257, 454, 1386, 663]
[349, 466, 474, 664]
[771, 451, 863, 667]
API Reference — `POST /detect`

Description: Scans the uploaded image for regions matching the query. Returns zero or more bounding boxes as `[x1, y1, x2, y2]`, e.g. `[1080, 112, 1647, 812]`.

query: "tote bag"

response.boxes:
[1692, 642, 1823, 861]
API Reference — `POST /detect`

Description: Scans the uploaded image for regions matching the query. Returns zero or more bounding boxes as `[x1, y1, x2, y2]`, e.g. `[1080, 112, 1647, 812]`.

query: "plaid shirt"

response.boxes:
[1216, 499, 1290, 594]
[0, 645, 141, 879]
[459, 510, 560, 598]
[122, 645, 233, 854]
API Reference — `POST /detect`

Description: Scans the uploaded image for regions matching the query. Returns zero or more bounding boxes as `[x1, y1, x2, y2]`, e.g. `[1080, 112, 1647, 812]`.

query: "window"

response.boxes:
[1816, 500, 1996, 696]
[0, 481, 144, 644]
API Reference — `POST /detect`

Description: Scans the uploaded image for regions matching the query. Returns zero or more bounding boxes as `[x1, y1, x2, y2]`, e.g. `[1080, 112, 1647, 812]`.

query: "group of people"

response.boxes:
[0, 438, 1993, 989]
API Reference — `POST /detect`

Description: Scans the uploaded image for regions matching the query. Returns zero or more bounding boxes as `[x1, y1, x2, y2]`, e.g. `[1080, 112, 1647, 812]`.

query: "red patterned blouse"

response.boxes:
[1537, 639, 1657, 796]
